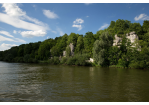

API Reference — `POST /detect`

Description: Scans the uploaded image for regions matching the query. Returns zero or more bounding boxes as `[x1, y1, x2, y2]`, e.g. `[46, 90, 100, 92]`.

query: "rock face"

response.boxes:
[69, 43, 74, 56]
[113, 34, 122, 47]
[63, 43, 74, 57]
[126, 31, 139, 47]
[113, 31, 140, 49]
[63, 51, 66, 57]
[86, 58, 94, 63]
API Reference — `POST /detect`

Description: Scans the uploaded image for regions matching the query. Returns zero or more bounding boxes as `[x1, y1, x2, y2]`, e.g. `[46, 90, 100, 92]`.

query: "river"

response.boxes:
[0, 61, 149, 102]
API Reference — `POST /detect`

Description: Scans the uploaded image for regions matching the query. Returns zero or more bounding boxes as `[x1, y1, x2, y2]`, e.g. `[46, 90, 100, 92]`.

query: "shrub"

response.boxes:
[66, 57, 76, 65]
[53, 56, 60, 64]
[60, 57, 67, 64]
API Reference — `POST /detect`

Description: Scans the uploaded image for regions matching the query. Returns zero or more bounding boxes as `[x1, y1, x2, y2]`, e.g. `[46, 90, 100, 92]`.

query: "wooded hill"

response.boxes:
[0, 19, 149, 69]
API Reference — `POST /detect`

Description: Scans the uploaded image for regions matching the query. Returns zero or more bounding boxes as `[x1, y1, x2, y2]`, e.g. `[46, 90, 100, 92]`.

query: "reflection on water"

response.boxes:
[0, 61, 149, 102]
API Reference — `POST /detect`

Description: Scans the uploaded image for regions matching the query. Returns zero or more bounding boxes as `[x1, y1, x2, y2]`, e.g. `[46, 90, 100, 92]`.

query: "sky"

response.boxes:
[0, 2, 149, 51]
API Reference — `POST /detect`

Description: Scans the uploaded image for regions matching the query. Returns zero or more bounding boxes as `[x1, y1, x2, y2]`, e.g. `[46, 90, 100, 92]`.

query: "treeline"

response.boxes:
[0, 19, 149, 68]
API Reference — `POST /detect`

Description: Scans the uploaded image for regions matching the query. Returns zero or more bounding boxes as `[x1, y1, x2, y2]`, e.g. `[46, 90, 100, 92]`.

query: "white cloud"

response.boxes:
[0, 43, 18, 51]
[43, 9, 59, 19]
[14, 38, 26, 43]
[0, 31, 14, 37]
[72, 18, 84, 31]
[0, 35, 26, 43]
[20, 30, 47, 38]
[2, 3, 26, 17]
[13, 30, 17, 34]
[134, 13, 149, 21]
[57, 27, 64, 36]
[73, 18, 84, 24]
[86, 16, 89, 17]
[72, 25, 82, 31]
[0, 3, 49, 32]
[99, 23, 109, 30]
[0, 13, 48, 31]
[0, 35, 14, 42]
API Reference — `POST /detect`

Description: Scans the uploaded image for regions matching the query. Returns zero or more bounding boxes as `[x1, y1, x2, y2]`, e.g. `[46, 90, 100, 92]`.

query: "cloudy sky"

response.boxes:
[0, 2, 149, 51]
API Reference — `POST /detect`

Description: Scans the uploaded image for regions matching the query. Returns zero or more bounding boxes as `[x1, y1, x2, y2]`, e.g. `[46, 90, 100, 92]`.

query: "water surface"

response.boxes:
[0, 61, 149, 102]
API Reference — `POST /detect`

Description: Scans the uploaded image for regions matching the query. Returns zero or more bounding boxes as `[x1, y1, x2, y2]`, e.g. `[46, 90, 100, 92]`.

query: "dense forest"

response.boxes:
[0, 19, 149, 69]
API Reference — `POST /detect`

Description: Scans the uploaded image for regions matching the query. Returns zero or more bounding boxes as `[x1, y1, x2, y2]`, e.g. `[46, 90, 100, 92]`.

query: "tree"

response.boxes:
[67, 33, 78, 47]
[108, 21, 115, 29]
[114, 19, 130, 37]
[129, 23, 143, 39]
[93, 32, 113, 66]
[51, 34, 68, 56]
[38, 39, 55, 60]
[108, 46, 120, 65]
[18, 44, 25, 57]
[24, 43, 32, 55]
[83, 32, 95, 57]
[66, 45, 71, 57]
[75, 35, 84, 54]
[142, 20, 149, 32]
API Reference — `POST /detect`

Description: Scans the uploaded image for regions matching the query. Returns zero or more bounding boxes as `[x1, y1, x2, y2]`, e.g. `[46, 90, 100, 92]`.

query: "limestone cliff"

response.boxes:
[113, 31, 140, 50]
[63, 43, 74, 57]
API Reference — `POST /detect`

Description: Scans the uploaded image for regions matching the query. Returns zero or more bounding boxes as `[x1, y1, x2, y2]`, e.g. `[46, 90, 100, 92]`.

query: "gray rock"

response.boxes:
[113, 31, 141, 51]
[69, 43, 74, 56]
[129, 31, 135, 35]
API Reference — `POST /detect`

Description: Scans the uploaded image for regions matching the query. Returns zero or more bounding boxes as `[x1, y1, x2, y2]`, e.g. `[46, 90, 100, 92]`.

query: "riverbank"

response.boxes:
[0, 58, 149, 70]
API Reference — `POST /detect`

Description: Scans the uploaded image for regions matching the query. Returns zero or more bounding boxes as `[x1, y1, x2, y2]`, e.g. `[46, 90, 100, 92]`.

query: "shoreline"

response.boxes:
[1, 60, 149, 70]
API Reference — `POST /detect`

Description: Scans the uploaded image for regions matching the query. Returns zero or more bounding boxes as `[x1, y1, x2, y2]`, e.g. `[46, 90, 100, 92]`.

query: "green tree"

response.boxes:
[66, 45, 71, 57]
[67, 33, 78, 47]
[38, 39, 55, 60]
[142, 20, 149, 32]
[75, 35, 84, 54]
[114, 19, 130, 37]
[83, 32, 95, 57]
[24, 43, 32, 55]
[129, 23, 143, 39]
[108, 46, 121, 65]
[51, 34, 68, 56]
[93, 32, 113, 66]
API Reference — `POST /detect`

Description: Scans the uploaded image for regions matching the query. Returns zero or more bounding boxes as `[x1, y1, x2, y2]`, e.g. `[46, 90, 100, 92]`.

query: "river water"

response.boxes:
[0, 61, 149, 102]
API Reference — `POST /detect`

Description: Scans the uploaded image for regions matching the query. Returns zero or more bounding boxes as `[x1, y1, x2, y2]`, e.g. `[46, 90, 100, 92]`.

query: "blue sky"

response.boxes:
[0, 2, 149, 51]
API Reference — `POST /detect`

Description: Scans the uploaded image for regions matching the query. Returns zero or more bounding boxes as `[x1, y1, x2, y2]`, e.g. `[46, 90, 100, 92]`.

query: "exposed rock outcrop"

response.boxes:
[63, 43, 74, 57]
[126, 31, 139, 47]
[113, 34, 122, 47]
[69, 43, 74, 56]
[63, 51, 66, 57]
[113, 31, 141, 50]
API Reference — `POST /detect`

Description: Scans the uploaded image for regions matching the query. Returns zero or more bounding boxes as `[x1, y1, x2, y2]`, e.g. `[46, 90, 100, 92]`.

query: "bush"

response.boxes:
[66, 57, 76, 65]
[60, 57, 67, 64]
[48, 56, 60, 65]
[53, 56, 60, 64]
[65, 53, 90, 66]
[129, 60, 147, 69]
[23, 54, 30, 63]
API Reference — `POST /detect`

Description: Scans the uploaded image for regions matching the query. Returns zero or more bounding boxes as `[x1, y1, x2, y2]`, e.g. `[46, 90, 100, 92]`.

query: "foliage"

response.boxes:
[66, 53, 90, 66]
[38, 39, 55, 60]
[67, 33, 78, 47]
[60, 57, 67, 64]
[1, 19, 149, 69]
[66, 45, 71, 57]
[83, 32, 95, 57]
[75, 35, 84, 54]
[93, 32, 113, 66]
